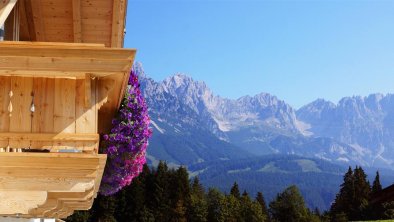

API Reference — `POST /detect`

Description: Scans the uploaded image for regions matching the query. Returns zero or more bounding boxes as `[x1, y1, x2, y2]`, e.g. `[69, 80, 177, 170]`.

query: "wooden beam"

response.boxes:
[23, 0, 45, 41]
[0, 41, 105, 48]
[0, 152, 106, 218]
[47, 187, 95, 199]
[0, 41, 135, 79]
[0, 152, 105, 169]
[72, 0, 82, 43]
[0, 191, 47, 215]
[84, 73, 91, 108]
[0, 177, 94, 191]
[0, 70, 113, 79]
[0, 0, 17, 27]
[0, 43, 134, 59]
[0, 132, 99, 152]
[0, 167, 98, 178]
[111, 0, 126, 47]
[0, 132, 99, 142]
[18, 0, 31, 40]
[0, 56, 131, 72]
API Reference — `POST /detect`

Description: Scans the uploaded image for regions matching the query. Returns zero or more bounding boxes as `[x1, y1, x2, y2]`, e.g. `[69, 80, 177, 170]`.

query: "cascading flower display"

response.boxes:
[99, 68, 152, 196]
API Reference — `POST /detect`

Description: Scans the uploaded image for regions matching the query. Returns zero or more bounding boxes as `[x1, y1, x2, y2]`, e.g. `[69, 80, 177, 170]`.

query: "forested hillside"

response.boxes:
[67, 162, 322, 222]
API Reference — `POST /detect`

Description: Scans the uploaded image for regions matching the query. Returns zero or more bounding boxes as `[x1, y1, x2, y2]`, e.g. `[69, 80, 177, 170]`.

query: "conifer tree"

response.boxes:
[170, 166, 190, 222]
[372, 171, 382, 194]
[230, 182, 241, 199]
[330, 167, 355, 220]
[242, 190, 249, 197]
[207, 188, 226, 222]
[238, 191, 266, 222]
[352, 166, 370, 220]
[224, 194, 241, 222]
[173, 199, 188, 222]
[188, 176, 208, 222]
[269, 185, 309, 222]
[191, 177, 205, 198]
[90, 195, 117, 222]
[368, 171, 384, 220]
[256, 192, 270, 221]
[153, 161, 171, 221]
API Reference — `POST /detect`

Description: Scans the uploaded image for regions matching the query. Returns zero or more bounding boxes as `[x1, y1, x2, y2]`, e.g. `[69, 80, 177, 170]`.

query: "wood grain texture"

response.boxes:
[72, 0, 82, 43]
[0, 77, 10, 147]
[111, 0, 126, 48]
[31, 77, 54, 148]
[76, 77, 98, 152]
[9, 77, 33, 148]
[24, 0, 46, 41]
[0, 152, 106, 218]
[54, 78, 76, 149]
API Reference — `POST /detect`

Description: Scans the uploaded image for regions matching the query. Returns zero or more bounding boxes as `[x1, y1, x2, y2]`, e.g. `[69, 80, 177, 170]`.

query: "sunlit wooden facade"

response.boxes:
[0, 0, 134, 219]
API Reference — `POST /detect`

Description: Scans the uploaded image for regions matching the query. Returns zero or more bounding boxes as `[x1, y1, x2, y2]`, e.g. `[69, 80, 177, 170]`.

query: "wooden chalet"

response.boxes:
[0, 0, 135, 219]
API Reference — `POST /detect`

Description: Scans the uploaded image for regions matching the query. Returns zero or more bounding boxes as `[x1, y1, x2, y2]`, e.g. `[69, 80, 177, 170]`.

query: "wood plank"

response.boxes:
[76, 77, 98, 152]
[18, 0, 33, 41]
[0, 152, 105, 218]
[0, 132, 99, 141]
[93, 153, 107, 195]
[24, 0, 46, 41]
[72, 0, 82, 43]
[23, 0, 37, 41]
[9, 76, 33, 148]
[0, 44, 135, 60]
[54, 79, 76, 134]
[81, 0, 112, 9]
[33, 190, 95, 217]
[29, 198, 58, 217]
[0, 191, 47, 215]
[31, 77, 54, 148]
[0, 152, 103, 169]
[47, 188, 95, 200]
[0, 177, 94, 191]
[111, 0, 124, 48]
[0, 167, 97, 178]
[84, 73, 91, 108]
[98, 73, 124, 133]
[83, 7, 112, 19]
[54, 79, 76, 149]
[44, 198, 94, 218]
[0, 56, 133, 73]
[0, 70, 100, 79]
[0, 77, 10, 148]
[0, 40, 105, 47]
[0, 42, 134, 58]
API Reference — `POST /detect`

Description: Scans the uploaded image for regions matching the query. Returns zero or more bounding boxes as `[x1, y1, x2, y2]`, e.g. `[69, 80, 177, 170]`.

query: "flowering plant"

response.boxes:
[99, 69, 152, 196]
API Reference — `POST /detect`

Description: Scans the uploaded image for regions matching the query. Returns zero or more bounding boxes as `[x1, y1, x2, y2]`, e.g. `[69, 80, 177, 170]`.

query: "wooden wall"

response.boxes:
[0, 76, 99, 152]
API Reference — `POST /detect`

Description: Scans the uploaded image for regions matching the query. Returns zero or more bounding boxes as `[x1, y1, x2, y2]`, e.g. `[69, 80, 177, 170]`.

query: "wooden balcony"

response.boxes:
[0, 152, 106, 218]
[0, 41, 135, 218]
[0, 0, 133, 219]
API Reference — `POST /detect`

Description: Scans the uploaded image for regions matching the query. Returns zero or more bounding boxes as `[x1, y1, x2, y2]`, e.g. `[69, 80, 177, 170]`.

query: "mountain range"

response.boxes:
[137, 63, 394, 169]
[135, 62, 394, 209]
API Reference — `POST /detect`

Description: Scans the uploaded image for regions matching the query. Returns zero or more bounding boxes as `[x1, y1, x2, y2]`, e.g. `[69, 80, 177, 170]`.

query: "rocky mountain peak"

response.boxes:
[136, 62, 394, 169]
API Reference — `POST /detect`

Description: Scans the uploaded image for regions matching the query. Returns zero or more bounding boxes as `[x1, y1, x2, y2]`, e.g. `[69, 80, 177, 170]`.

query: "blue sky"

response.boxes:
[125, 0, 394, 108]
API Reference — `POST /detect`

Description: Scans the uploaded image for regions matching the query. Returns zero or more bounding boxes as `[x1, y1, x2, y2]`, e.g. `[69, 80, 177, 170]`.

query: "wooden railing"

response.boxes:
[0, 133, 99, 153]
